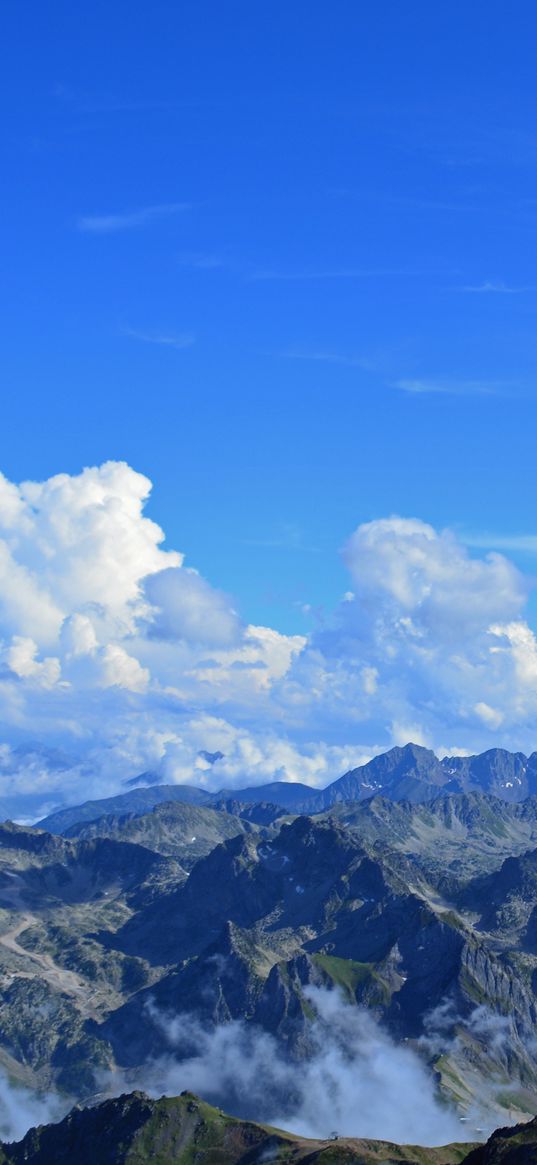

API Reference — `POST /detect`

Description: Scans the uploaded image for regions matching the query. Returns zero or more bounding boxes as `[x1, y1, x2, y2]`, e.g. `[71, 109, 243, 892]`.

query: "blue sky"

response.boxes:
[3, 1, 537, 634]
[5, 4, 537, 812]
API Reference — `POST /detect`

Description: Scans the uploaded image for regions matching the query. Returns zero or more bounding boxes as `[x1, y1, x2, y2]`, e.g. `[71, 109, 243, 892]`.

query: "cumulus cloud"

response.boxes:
[1, 463, 537, 814]
[0, 461, 180, 643]
[156, 718, 364, 789]
[0, 461, 258, 692]
[4, 637, 62, 688]
[0, 461, 318, 811]
[343, 517, 525, 626]
[144, 568, 240, 647]
[278, 516, 537, 751]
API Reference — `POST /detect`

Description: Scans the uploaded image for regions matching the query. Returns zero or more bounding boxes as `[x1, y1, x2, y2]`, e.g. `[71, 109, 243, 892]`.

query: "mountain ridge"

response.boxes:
[0, 1090, 478, 1165]
[2, 1090, 537, 1165]
[36, 743, 537, 835]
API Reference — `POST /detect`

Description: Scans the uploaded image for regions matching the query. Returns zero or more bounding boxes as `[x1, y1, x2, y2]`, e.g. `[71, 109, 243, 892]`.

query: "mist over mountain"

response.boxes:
[1, 764, 537, 1148]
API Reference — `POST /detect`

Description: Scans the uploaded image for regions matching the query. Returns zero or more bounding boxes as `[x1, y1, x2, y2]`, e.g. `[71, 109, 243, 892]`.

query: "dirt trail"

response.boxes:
[0, 872, 101, 1017]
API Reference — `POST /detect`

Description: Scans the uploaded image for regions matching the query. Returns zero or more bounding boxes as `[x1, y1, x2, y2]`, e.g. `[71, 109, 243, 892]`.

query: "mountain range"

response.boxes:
[1, 745, 537, 1150]
[35, 744, 537, 836]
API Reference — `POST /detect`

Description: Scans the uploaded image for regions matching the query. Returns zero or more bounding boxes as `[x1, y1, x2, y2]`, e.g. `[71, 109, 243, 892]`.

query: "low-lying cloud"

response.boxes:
[418, 995, 537, 1125]
[0, 1071, 69, 1144]
[133, 988, 471, 1147]
[0, 992, 526, 1147]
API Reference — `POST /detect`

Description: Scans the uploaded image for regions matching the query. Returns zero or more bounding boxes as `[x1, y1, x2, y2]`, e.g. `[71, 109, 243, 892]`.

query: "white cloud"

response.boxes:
[0, 539, 63, 644]
[361, 665, 378, 695]
[76, 202, 189, 233]
[474, 701, 504, 729]
[342, 517, 525, 634]
[1, 466, 537, 814]
[157, 718, 362, 790]
[137, 988, 469, 1145]
[464, 531, 537, 555]
[393, 378, 502, 396]
[61, 613, 99, 657]
[0, 462, 314, 811]
[4, 637, 61, 689]
[0, 462, 181, 644]
[144, 568, 240, 647]
[0, 1071, 69, 1142]
[276, 515, 537, 751]
[460, 280, 523, 294]
[100, 645, 150, 693]
[122, 327, 195, 350]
